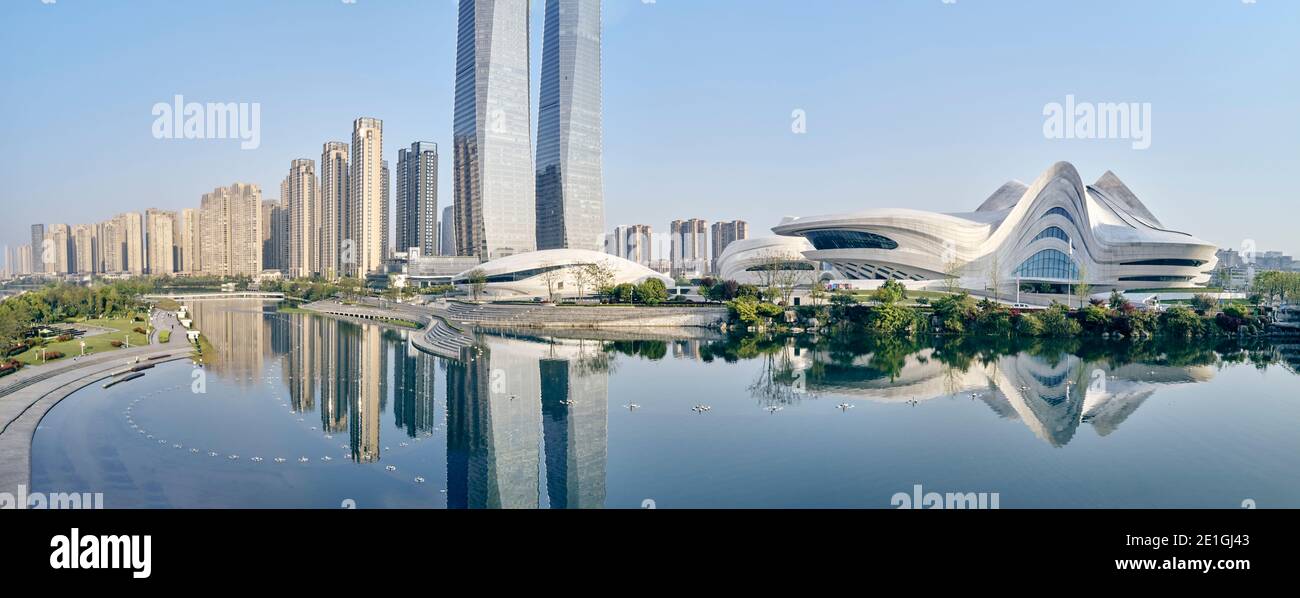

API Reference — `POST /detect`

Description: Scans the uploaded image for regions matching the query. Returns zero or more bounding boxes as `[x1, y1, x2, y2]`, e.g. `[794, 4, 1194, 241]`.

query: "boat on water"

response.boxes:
[104, 372, 145, 389]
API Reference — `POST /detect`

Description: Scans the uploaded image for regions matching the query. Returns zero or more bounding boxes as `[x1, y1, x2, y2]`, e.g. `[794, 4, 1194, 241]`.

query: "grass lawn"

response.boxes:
[387, 319, 423, 329]
[159, 330, 171, 343]
[155, 298, 181, 311]
[12, 315, 152, 366]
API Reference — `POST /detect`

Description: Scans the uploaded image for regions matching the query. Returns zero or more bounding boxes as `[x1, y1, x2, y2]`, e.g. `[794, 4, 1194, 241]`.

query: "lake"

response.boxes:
[30, 300, 1300, 508]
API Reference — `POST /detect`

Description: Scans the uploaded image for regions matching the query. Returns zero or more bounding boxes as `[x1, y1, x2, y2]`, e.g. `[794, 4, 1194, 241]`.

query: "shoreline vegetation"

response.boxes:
[716, 278, 1300, 341]
[1, 281, 154, 372]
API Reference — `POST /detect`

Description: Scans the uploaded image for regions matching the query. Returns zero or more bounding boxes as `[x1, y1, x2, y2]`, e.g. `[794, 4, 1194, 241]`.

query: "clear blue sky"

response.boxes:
[2, 0, 1297, 256]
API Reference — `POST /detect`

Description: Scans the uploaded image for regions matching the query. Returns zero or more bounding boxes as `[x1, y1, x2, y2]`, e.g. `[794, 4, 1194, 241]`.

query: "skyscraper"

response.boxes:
[606, 224, 653, 265]
[440, 205, 456, 256]
[199, 183, 263, 277]
[397, 142, 439, 256]
[145, 209, 177, 274]
[45, 224, 72, 274]
[711, 220, 749, 272]
[179, 208, 201, 274]
[671, 219, 709, 276]
[71, 224, 98, 275]
[453, 0, 536, 261]
[29, 224, 45, 274]
[319, 141, 349, 279]
[285, 158, 320, 278]
[120, 212, 146, 275]
[536, 0, 604, 252]
[349, 117, 386, 276]
[262, 199, 288, 272]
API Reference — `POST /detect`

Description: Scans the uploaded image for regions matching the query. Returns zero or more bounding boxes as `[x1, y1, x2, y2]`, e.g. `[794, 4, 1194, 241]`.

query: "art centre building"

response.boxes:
[452, 249, 673, 300]
[771, 162, 1218, 295]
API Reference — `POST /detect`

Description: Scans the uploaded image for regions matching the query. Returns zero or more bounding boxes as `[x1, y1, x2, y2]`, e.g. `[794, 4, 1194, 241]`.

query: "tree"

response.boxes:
[538, 263, 563, 303]
[1108, 289, 1129, 312]
[872, 279, 907, 305]
[465, 269, 487, 302]
[808, 277, 827, 307]
[588, 261, 616, 300]
[1074, 262, 1091, 309]
[942, 258, 963, 295]
[986, 254, 1001, 303]
[636, 278, 668, 305]
[1191, 293, 1218, 314]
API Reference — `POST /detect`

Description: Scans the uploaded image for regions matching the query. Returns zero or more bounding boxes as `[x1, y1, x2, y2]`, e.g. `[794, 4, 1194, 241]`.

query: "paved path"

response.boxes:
[0, 310, 190, 494]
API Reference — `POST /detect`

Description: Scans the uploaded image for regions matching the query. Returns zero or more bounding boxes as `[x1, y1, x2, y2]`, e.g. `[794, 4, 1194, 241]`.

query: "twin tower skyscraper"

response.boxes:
[453, 0, 605, 261]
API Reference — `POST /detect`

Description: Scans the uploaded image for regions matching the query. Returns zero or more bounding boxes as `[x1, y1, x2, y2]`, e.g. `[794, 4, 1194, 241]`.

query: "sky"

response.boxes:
[1, 0, 1297, 257]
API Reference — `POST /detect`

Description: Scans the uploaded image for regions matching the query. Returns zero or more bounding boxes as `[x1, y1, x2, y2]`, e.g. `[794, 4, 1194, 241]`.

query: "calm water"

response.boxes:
[30, 300, 1300, 508]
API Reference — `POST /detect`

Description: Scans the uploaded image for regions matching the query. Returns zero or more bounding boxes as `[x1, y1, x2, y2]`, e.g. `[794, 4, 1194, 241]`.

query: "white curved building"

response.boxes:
[772, 162, 1217, 295]
[715, 236, 824, 285]
[452, 249, 673, 300]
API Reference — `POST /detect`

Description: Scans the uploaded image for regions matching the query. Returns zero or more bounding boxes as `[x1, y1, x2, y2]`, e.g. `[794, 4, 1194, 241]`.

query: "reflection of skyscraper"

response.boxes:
[445, 338, 542, 509]
[187, 299, 266, 386]
[394, 341, 437, 437]
[540, 351, 608, 509]
[535, 0, 604, 252]
[350, 325, 386, 463]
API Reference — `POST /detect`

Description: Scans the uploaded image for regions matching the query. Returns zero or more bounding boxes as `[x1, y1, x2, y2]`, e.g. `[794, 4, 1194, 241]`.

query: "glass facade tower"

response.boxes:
[453, 0, 536, 261]
[535, 0, 604, 252]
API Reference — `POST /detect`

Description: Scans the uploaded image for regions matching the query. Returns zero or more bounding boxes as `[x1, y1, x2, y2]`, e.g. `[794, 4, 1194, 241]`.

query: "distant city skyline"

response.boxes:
[2, 1, 1297, 257]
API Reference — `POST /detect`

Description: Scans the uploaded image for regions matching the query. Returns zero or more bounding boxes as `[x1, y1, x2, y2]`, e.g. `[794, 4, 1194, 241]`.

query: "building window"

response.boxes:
[1043, 207, 1076, 225]
[1031, 226, 1070, 244]
[802, 230, 898, 251]
[1119, 259, 1207, 267]
[1015, 249, 1078, 280]
[1118, 275, 1195, 282]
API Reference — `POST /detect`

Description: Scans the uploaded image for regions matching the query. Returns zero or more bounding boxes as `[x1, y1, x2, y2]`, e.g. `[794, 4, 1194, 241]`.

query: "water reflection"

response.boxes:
[445, 335, 608, 509]
[163, 301, 1300, 507]
[699, 333, 1289, 447]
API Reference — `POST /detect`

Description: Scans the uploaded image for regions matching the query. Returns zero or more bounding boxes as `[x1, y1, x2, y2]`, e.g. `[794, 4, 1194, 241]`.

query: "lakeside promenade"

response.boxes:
[0, 311, 190, 495]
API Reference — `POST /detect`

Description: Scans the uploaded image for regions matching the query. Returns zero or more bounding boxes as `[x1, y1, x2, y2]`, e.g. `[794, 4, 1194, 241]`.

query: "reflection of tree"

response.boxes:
[748, 342, 814, 406]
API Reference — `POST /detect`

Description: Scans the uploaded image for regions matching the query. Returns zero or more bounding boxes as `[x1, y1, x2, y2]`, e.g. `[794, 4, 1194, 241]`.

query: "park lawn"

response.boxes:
[159, 330, 171, 343]
[13, 332, 141, 366]
[155, 298, 181, 311]
[12, 314, 154, 366]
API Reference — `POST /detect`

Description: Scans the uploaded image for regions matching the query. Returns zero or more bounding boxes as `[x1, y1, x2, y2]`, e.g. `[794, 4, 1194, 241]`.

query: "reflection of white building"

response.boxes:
[715, 236, 824, 286]
[772, 162, 1218, 294]
[452, 249, 672, 300]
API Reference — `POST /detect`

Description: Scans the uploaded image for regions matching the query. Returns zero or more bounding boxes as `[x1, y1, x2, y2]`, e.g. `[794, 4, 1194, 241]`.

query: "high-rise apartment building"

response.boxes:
[711, 220, 749, 272]
[120, 212, 146, 276]
[397, 142, 439, 257]
[45, 224, 72, 274]
[319, 141, 349, 279]
[606, 224, 653, 265]
[71, 224, 98, 275]
[145, 209, 177, 274]
[285, 158, 320, 278]
[349, 117, 386, 276]
[17, 244, 33, 276]
[179, 208, 201, 274]
[262, 199, 288, 272]
[440, 205, 456, 256]
[535, 0, 604, 252]
[29, 224, 45, 274]
[671, 219, 709, 276]
[453, 0, 536, 261]
[199, 183, 263, 277]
